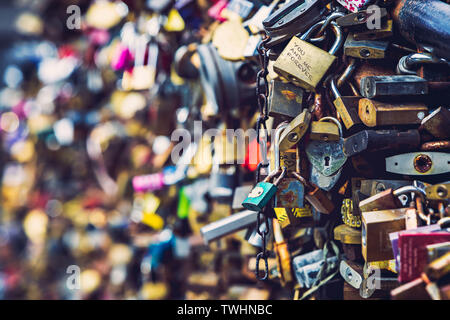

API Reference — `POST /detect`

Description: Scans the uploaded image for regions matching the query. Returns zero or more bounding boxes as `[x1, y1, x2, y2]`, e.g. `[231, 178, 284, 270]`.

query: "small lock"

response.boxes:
[305, 117, 347, 177]
[358, 98, 428, 127]
[242, 167, 287, 211]
[329, 73, 363, 131]
[343, 33, 389, 60]
[273, 20, 344, 91]
[353, 20, 394, 41]
[267, 80, 304, 120]
[359, 185, 426, 213]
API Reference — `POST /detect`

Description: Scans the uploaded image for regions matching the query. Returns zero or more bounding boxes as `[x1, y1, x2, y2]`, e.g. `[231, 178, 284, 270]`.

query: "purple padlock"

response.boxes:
[132, 172, 165, 192]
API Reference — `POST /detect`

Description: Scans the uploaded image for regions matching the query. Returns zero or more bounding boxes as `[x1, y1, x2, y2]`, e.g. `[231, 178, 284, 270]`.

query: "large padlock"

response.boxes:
[242, 167, 287, 212]
[306, 117, 347, 177]
[273, 20, 344, 92]
[385, 152, 450, 176]
[267, 80, 304, 120]
[343, 34, 389, 60]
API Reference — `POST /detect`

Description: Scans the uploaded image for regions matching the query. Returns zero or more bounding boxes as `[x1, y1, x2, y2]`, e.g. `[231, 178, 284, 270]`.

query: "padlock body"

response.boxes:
[273, 37, 336, 92]
[310, 121, 340, 141]
[306, 186, 335, 214]
[268, 80, 303, 119]
[333, 96, 362, 130]
[242, 181, 277, 211]
[358, 188, 401, 212]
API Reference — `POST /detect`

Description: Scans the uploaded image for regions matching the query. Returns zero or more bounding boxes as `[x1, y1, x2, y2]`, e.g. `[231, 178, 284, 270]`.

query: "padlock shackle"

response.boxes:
[273, 122, 288, 174]
[393, 185, 426, 203]
[319, 116, 343, 138]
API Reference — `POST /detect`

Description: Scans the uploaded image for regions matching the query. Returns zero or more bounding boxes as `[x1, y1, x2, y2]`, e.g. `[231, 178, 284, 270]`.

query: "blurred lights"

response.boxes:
[0, 112, 20, 133]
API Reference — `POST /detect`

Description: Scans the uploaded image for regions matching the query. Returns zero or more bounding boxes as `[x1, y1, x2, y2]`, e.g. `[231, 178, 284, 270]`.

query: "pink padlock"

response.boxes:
[111, 44, 134, 71]
[337, 0, 370, 13]
[208, 0, 228, 22]
[132, 172, 165, 192]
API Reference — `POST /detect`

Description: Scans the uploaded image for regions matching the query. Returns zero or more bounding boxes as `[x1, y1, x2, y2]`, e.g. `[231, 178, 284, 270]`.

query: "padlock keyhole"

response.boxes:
[324, 156, 330, 167]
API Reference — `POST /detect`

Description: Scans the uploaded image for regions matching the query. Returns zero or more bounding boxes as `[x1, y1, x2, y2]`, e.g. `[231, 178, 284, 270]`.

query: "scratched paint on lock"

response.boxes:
[275, 178, 304, 208]
[306, 140, 347, 176]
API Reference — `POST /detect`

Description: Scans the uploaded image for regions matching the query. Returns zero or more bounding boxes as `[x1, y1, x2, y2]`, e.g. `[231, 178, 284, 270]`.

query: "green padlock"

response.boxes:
[242, 167, 287, 212]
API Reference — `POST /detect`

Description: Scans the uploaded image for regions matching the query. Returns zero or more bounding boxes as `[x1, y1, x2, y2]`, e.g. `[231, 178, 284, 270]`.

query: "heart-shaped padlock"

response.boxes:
[306, 117, 347, 177]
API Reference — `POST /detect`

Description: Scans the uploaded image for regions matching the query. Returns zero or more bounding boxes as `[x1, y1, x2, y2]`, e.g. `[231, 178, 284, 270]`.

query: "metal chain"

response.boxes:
[254, 35, 272, 281]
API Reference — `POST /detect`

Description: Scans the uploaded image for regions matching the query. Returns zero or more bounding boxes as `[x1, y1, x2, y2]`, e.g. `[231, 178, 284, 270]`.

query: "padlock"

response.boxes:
[309, 121, 340, 142]
[305, 117, 347, 177]
[273, 20, 344, 92]
[336, 7, 388, 28]
[353, 20, 394, 41]
[359, 185, 426, 213]
[362, 208, 408, 262]
[242, 167, 287, 212]
[262, 0, 326, 48]
[344, 34, 389, 60]
[420, 107, 450, 140]
[291, 171, 335, 214]
[267, 80, 304, 120]
[425, 183, 450, 201]
[330, 77, 362, 131]
[340, 260, 363, 290]
[386, 152, 450, 176]
[278, 109, 312, 151]
[343, 129, 421, 158]
[360, 75, 428, 99]
[358, 98, 428, 127]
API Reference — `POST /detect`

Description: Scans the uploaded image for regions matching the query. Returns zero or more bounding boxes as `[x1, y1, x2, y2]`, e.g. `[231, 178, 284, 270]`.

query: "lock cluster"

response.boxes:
[0, 0, 449, 302]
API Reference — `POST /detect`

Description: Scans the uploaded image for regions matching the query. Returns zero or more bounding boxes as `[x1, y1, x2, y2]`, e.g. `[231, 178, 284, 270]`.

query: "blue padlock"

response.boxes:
[242, 167, 287, 211]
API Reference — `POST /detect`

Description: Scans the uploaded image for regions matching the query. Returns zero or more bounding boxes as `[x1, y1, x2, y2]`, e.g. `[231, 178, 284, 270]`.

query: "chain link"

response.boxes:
[254, 34, 272, 281]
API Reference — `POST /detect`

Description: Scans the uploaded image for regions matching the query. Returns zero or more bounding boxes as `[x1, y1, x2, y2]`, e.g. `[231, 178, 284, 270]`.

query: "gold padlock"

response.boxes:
[310, 120, 340, 141]
[273, 21, 344, 92]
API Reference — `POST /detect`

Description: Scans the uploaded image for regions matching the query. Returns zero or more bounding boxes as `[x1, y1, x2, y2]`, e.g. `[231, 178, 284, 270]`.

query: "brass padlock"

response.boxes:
[267, 80, 304, 120]
[330, 77, 362, 130]
[362, 208, 407, 262]
[309, 120, 340, 141]
[273, 20, 344, 92]
[344, 33, 389, 59]
[353, 20, 394, 41]
[358, 98, 428, 127]
[278, 109, 312, 151]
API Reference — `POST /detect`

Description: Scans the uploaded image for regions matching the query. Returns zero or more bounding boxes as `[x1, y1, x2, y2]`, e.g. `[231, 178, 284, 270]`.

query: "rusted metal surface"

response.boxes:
[392, 0, 450, 60]
[421, 141, 450, 151]
[413, 154, 433, 173]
